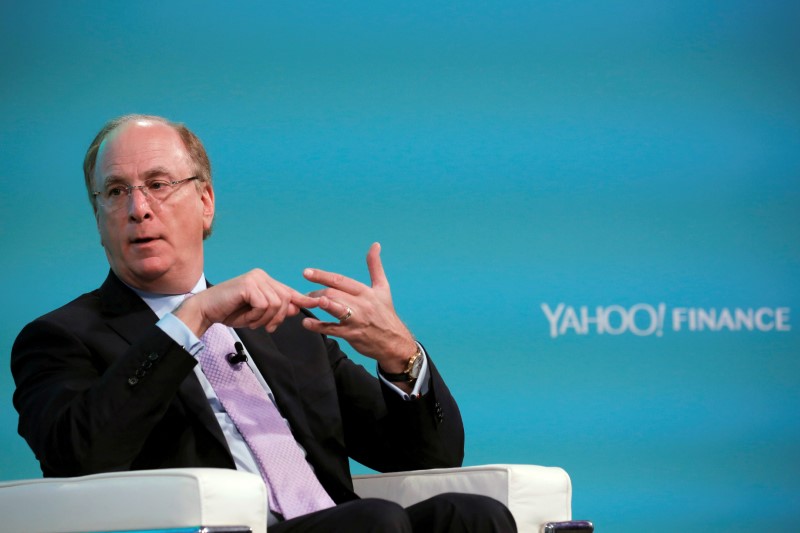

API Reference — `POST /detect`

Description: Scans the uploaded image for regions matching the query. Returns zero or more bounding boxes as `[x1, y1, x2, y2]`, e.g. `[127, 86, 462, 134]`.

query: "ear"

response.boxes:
[201, 182, 215, 233]
[95, 206, 105, 247]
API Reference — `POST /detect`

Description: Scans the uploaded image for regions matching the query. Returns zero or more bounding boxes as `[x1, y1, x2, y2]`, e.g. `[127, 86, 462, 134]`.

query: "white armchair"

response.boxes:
[0, 464, 573, 533]
[354, 464, 572, 532]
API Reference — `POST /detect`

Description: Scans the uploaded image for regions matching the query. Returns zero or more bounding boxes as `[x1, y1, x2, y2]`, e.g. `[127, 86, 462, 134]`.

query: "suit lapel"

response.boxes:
[99, 270, 160, 343]
[97, 271, 231, 455]
[235, 327, 315, 442]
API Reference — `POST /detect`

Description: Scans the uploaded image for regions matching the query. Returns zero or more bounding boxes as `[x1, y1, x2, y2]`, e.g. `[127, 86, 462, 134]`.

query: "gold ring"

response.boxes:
[339, 306, 353, 322]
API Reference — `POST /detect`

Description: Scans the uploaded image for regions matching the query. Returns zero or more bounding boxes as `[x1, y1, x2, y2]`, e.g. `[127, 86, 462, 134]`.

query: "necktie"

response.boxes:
[198, 322, 335, 519]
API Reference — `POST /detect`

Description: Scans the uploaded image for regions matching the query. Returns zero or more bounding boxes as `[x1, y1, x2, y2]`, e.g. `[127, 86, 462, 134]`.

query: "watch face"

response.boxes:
[408, 356, 422, 379]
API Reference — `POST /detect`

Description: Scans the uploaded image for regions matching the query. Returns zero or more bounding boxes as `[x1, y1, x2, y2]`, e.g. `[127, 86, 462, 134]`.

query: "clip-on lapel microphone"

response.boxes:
[227, 341, 248, 365]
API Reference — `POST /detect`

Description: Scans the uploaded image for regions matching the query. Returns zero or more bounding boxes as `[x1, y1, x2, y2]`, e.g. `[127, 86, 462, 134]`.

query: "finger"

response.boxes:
[301, 317, 348, 337]
[264, 289, 291, 333]
[263, 287, 322, 332]
[238, 301, 272, 330]
[306, 289, 327, 299]
[219, 271, 272, 329]
[366, 242, 388, 289]
[244, 283, 282, 329]
[289, 288, 321, 309]
[286, 302, 302, 316]
[306, 288, 348, 300]
[304, 267, 366, 295]
[265, 284, 313, 331]
[318, 296, 353, 321]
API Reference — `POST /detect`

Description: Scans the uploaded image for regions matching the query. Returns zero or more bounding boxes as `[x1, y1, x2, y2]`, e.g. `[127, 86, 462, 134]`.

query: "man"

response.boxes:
[11, 115, 515, 531]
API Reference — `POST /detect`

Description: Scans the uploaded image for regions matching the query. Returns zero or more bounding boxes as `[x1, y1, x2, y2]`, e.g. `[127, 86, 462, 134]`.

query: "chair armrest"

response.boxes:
[0, 468, 268, 533]
[352, 464, 572, 533]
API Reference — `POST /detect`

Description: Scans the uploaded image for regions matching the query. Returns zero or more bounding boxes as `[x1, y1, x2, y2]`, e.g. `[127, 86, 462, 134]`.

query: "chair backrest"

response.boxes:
[0, 468, 268, 533]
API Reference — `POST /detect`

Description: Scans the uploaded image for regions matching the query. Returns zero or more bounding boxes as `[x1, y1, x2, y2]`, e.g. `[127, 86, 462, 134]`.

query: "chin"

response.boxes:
[115, 260, 172, 289]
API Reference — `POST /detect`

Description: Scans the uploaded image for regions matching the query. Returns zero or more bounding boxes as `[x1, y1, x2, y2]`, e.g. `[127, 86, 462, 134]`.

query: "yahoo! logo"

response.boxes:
[541, 303, 792, 338]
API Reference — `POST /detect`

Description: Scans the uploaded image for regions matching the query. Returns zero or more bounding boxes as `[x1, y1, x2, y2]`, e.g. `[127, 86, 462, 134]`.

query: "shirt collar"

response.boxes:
[127, 275, 207, 319]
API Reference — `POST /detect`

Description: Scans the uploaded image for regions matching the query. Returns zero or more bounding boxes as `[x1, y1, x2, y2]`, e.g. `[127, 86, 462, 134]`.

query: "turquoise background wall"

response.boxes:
[1, 2, 798, 531]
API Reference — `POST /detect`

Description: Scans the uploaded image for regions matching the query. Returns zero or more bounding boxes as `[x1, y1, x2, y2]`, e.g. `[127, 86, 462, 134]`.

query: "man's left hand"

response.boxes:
[301, 242, 417, 373]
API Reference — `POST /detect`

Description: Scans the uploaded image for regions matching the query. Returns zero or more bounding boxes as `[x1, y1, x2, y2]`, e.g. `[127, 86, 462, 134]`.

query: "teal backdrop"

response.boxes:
[1, 2, 798, 531]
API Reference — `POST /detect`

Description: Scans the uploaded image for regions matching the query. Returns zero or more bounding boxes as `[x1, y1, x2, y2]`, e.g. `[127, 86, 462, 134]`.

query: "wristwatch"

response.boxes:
[380, 345, 423, 383]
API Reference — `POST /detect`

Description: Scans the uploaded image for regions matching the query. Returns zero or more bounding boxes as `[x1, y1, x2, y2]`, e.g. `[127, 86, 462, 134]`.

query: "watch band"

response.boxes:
[379, 345, 422, 382]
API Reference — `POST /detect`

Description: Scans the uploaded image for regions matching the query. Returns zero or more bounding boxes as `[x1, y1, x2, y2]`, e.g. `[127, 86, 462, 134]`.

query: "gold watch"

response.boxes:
[380, 345, 423, 383]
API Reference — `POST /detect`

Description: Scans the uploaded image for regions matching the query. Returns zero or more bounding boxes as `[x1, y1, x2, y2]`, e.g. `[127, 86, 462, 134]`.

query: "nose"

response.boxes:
[127, 187, 153, 221]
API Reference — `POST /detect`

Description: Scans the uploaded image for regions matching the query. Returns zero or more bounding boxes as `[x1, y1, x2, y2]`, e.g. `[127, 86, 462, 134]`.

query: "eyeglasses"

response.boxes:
[93, 176, 200, 212]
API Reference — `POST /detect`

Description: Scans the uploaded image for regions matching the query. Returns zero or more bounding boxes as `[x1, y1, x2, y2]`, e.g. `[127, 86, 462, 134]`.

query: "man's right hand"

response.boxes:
[173, 269, 320, 337]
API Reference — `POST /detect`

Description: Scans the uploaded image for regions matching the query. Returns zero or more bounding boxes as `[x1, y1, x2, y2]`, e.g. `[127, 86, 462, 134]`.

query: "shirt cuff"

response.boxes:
[157, 312, 203, 357]
[377, 342, 430, 400]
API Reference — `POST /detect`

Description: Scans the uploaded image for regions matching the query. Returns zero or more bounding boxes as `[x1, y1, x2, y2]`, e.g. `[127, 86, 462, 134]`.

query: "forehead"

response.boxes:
[95, 120, 191, 183]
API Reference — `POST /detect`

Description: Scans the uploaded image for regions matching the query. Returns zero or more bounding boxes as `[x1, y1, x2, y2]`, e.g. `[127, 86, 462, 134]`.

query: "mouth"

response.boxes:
[130, 236, 161, 245]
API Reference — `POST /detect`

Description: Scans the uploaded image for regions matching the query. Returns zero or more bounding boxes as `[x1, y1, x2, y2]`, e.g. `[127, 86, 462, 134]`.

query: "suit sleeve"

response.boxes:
[11, 316, 198, 477]
[326, 335, 465, 473]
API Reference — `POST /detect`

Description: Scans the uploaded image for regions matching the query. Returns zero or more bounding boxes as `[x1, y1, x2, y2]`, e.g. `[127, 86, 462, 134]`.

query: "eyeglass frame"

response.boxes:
[92, 176, 200, 212]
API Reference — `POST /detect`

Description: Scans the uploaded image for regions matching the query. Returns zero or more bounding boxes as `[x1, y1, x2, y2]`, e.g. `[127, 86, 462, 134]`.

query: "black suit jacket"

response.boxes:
[11, 271, 464, 504]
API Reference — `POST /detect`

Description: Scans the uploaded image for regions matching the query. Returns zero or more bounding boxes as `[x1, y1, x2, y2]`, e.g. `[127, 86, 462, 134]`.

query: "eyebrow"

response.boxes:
[100, 167, 177, 186]
[141, 167, 176, 180]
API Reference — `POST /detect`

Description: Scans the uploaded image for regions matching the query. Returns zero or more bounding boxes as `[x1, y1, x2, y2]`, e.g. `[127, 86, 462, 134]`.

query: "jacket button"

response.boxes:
[128, 377, 139, 386]
[147, 352, 159, 361]
[435, 402, 444, 422]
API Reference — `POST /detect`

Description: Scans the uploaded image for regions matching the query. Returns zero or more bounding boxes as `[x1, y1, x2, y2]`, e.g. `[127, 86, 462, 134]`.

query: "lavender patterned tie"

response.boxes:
[198, 322, 335, 519]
